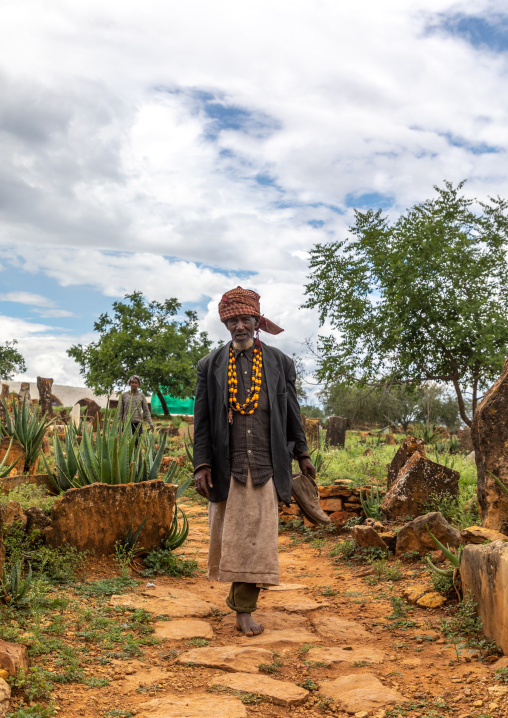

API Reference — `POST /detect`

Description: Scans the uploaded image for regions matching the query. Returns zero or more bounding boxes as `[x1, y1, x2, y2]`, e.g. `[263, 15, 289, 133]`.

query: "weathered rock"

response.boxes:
[111, 588, 217, 618]
[266, 583, 308, 591]
[318, 673, 403, 713]
[44, 479, 176, 553]
[0, 678, 10, 718]
[416, 591, 446, 608]
[387, 436, 426, 489]
[209, 672, 309, 706]
[0, 640, 28, 677]
[395, 512, 461, 556]
[70, 403, 81, 427]
[17, 383, 30, 405]
[309, 615, 371, 641]
[0, 385, 8, 428]
[153, 619, 213, 640]
[381, 452, 459, 520]
[318, 483, 354, 498]
[385, 434, 397, 445]
[326, 416, 347, 448]
[472, 357, 508, 530]
[239, 628, 321, 647]
[301, 416, 319, 447]
[461, 526, 508, 544]
[307, 646, 386, 666]
[138, 694, 247, 718]
[0, 501, 27, 531]
[319, 498, 343, 512]
[263, 597, 329, 612]
[0, 438, 25, 477]
[461, 540, 508, 654]
[222, 611, 307, 631]
[36, 377, 53, 418]
[329, 510, 359, 529]
[177, 646, 273, 673]
[25, 507, 51, 536]
[364, 518, 385, 531]
[351, 525, 389, 551]
[402, 584, 431, 604]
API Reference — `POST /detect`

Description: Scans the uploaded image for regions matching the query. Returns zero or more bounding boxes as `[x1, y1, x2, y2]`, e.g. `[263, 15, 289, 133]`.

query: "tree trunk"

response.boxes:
[37, 376, 54, 418]
[452, 376, 471, 427]
[157, 389, 170, 417]
[325, 416, 347, 448]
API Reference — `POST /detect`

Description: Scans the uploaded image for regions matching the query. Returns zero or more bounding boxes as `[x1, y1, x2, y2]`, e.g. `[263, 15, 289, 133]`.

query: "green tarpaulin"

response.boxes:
[150, 394, 194, 415]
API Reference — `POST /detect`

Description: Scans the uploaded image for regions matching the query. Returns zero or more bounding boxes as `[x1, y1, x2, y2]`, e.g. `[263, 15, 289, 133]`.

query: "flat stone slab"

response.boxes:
[209, 672, 309, 706]
[137, 694, 247, 717]
[222, 611, 308, 631]
[177, 646, 273, 673]
[310, 615, 371, 640]
[266, 583, 308, 591]
[319, 673, 403, 713]
[264, 598, 330, 612]
[307, 647, 386, 666]
[110, 589, 218, 618]
[240, 628, 322, 647]
[153, 619, 214, 640]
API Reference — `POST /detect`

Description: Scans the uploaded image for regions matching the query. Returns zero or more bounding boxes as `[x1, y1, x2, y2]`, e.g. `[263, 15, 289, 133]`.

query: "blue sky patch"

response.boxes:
[345, 192, 394, 210]
[439, 131, 501, 155]
[427, 13, 508, 53]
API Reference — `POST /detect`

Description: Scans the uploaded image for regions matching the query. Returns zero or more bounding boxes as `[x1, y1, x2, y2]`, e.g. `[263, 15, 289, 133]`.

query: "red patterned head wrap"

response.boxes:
[218, 286, 284, 335]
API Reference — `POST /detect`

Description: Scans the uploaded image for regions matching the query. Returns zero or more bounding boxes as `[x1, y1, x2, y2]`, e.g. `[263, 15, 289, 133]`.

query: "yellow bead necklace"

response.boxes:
[227, 344, 263, 424]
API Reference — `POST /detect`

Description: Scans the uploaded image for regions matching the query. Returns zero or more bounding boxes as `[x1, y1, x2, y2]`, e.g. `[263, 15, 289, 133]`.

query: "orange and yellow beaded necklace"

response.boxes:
[227, 344, 263, 424]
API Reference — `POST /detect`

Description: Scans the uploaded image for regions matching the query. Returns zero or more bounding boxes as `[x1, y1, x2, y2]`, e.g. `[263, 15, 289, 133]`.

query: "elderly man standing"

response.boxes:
[118, 375, 154, 442]
[193, 287, 315, 636]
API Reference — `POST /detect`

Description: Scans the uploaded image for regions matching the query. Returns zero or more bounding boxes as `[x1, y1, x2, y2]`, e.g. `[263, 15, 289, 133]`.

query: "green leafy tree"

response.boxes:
[0, 340, 26, 380]
[67, 292, 212, 415]
[304, 181, 508, 426]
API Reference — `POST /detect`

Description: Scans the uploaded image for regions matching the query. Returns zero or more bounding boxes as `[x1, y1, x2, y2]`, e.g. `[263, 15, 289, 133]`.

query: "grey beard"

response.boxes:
[233, 337, 254, 351]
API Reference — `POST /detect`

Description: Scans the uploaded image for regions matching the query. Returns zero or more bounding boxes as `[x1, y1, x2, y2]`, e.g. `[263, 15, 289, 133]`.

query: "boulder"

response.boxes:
[25, 507, 51, 536]
[351, 525, 389, 552]
[395, 512, 461, 556]
[472, 355, 508, 531]
[325, 416, 347, 448]
[461, 526, 508, 544]
[461, 540, 508, 654]
[0, 640, 28, 677]
[0, 501, 27, 531]
[329, 511, 358, 529]
[387, 436, 426, 489]
[44, 479, 176, 553]
[0, 678, 10, 718]
[381, 451, 459, 520]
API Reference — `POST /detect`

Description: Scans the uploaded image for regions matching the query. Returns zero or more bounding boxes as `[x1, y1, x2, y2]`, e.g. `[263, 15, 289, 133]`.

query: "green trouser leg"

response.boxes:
[226, 582, 261, 613]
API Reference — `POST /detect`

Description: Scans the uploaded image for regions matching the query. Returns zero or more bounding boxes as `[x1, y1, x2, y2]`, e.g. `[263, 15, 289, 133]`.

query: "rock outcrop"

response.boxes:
[395, 511, 461, 556]
[387, 436, 426, 489]
[0, 501, 27, 531]
[44, 479, 176, 553]
[381, 451, 459, 520]
[472, 355, 508, 531]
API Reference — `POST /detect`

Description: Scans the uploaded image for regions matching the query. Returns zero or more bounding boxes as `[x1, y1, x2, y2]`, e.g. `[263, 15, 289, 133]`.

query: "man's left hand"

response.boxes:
[298, 456, 316, 480]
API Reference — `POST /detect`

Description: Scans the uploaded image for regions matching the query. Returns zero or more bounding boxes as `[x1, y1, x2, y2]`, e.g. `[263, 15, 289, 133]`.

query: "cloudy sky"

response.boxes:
[1, 0, 507, 398]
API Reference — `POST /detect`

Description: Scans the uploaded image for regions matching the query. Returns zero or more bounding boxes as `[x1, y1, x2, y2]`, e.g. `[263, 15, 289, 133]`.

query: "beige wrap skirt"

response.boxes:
[208, 468, 280, 586]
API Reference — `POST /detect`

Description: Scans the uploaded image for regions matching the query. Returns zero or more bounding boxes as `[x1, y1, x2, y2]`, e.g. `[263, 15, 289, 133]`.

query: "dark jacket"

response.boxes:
[193, 341, 308, 505]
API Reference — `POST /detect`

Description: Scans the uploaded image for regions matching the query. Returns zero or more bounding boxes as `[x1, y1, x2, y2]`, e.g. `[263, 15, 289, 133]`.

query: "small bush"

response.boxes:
[142, 549, 198, 577]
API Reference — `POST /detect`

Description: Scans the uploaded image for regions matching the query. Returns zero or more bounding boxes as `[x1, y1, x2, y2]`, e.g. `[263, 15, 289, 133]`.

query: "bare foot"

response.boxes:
[236, 612, 264, 636]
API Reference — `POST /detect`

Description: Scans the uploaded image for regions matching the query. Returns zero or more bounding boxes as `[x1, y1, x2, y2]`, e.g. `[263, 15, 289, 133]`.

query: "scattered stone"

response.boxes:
[416, 592, 447, 608]
[0, 640, 29, 677]
[307, 646, 386, 666]
[310, 616, 371, 641]
[177, 646, 273, 673]
[209, 672, 309, 706]
[329, 510, 359, 529]
[364, 518, 385, 532]
[0, 678, 10, 718]
[239, 628, 321, 647]
[382, 452, 459, 520]
[153, 619, 213, 640]
[318, 673, 403, 713]
[395, 511, 462, 556]
[351, 525, 389, 551]
[402, 584, 429, 604]
[472, 356, 508, 531]
[25, 507, 51, 536]
[45, 479, 177, 553]
[461, 526, 508, 544]
[387, 436, 426, 489]
[137, 694, 247, 717]
[111, 588, 218, 617]
[0, 501, 27, 531]
[222, 611, 308, 631]
[462, 540, 508, 653]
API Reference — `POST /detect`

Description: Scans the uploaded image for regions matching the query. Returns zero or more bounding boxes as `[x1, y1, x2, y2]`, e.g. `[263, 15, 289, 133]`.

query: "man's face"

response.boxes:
[226, 315, 259, 349]
[129, 378, 140, 391]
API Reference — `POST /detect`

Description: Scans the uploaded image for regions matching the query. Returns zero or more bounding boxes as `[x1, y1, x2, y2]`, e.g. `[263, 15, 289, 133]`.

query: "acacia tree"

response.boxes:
[304, 181, 508, 426]
[0, 340, 26, 380]
[67, 292, 212, 415]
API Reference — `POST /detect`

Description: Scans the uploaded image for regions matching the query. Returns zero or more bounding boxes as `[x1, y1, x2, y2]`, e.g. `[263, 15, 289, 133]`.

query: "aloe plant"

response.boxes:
[487, 470, 508, 496]
[426, 526, 463, 577]
[0, 437, 22, 478]
[1, 561, 33, 607]
[0, 397, 55, 472]
[360, 484, 382, 520]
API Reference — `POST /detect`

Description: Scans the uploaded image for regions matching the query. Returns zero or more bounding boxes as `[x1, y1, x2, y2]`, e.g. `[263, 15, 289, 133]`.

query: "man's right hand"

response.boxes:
[194, 467, 213, 499]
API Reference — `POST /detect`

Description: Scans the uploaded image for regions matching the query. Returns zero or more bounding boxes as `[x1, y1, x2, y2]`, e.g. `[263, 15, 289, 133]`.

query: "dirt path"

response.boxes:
[46, 498, 506, 718]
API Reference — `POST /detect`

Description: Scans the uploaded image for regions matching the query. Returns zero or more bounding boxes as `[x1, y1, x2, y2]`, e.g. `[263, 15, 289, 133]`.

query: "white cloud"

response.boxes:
[0, 292, 55, 307]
